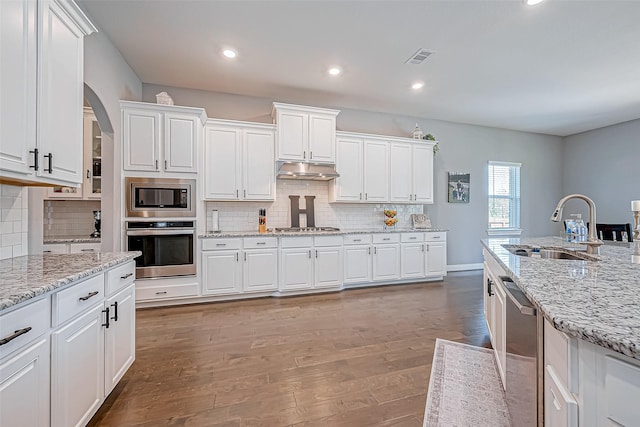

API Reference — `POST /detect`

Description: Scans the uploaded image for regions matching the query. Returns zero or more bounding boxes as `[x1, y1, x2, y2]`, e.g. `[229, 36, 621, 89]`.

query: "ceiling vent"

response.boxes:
[406, 48, 435, 65]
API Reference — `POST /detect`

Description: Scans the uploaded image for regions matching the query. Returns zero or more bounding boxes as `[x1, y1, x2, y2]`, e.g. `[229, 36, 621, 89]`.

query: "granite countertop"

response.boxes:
[482, 236, 640, 359]
[199, 228, 448, 238]
[0, 251, 141, 312]
[44, 237, 101, 244]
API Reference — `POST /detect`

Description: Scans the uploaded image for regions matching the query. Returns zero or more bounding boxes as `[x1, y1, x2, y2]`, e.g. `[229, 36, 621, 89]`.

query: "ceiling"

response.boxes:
[78, 0, 640, 136]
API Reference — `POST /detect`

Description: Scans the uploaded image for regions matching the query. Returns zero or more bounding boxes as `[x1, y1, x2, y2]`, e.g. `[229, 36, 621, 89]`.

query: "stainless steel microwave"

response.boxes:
[125, 177, 196, 218]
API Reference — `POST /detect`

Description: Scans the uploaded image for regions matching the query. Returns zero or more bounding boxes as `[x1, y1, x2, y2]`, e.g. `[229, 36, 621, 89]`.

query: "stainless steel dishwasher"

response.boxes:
[499, 275, 543, 427]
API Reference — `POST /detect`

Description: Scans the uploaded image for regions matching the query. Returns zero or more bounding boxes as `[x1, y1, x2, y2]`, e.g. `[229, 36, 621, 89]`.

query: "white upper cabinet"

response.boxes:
[0, 0, 95, 186]
[331, 137, 364, 202]
[390, 141, 434, 204]
[204, 120, 275, 201]
[121, 101, 206, 174]
[363, 139, 389, 202]
[272, 102, 339, 163]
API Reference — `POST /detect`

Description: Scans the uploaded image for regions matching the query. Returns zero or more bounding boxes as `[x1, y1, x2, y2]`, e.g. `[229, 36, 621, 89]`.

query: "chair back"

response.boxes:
[588, 223, 633, 242]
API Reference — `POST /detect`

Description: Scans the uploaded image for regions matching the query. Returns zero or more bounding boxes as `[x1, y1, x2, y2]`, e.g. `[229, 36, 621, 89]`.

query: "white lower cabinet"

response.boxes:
[545, 365, 578, 427]
[492, 274, 506, 387]
[343, 244, 372, 284]
[425, 232, 447, 276]
[314, 246, 343, 289]
[373, 243, 400, 281]
[279, 247, 314, 291]
[51, 303, 105, 427]
[202, 238, 278, 295]
[401, 233, 425, 279]
[104, 284, 136, 395]
[0, 337, 50, 427]
[243, 248, 278, 292]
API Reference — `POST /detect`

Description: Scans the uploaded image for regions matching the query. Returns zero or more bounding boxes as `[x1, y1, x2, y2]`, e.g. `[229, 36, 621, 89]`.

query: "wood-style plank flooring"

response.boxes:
[88, 271, 489, 426]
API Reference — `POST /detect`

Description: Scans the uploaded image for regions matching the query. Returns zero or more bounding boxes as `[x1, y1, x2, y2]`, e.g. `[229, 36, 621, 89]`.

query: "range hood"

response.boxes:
[276, 161, 340, 181]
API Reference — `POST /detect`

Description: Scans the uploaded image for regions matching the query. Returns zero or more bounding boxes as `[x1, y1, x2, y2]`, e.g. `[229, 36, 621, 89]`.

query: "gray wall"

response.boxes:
[143, 84, 564, 266]
[562, 119, 640, 229]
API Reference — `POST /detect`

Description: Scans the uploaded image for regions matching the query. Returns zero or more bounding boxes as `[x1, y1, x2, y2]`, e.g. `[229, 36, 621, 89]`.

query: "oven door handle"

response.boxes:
[126, 229, 195, 236]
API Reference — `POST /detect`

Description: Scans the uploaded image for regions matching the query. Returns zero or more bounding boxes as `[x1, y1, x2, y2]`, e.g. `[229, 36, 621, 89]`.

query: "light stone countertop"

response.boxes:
[0, 252, 141, 313]
[199, 228, 448, 238]
[44, 237, 101, 244]
[482, 236, 640, 360]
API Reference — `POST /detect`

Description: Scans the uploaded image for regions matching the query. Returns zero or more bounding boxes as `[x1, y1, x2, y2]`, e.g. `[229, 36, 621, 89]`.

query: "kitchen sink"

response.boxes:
[504, 246, 598, 261]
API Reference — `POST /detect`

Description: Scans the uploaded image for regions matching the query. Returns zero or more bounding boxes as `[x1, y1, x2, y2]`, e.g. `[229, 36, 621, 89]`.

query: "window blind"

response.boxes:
[488, 161, 521, 230]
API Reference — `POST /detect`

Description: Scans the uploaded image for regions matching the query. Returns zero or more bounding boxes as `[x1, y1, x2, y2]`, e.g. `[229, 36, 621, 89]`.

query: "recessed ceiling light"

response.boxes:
[411, 82, 424, 90]
[223, 49, 237, 59]
[523, 0, 545, 5]
[328, 67, 342, 76]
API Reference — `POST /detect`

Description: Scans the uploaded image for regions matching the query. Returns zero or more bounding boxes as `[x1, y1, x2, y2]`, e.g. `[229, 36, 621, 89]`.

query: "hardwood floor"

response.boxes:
[88, 271, 490, 426]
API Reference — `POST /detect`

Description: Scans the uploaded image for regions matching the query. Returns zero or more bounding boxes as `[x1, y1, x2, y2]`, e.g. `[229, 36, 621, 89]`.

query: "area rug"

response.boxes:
[423, 339, 511, 426]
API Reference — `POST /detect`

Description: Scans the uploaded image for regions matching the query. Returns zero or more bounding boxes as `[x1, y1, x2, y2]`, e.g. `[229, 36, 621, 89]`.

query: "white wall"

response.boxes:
[562, 118, 640, 229]
[143, 84, 564, 266]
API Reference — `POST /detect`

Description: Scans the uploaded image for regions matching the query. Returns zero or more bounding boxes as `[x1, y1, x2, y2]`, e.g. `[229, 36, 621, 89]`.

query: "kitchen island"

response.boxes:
[0, 251, 140, 427]
[482, 236, 640, 426]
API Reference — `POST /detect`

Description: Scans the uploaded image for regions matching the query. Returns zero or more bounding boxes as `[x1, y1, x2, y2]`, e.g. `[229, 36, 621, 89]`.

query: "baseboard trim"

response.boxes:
[447, 263, 483, 272]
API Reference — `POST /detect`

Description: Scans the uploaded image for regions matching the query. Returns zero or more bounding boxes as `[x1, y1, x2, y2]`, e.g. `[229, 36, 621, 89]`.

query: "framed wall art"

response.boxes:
[448, 172, 470, 203]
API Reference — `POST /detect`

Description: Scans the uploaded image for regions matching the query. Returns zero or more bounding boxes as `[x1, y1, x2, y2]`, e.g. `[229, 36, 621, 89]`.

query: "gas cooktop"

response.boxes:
[274, 227, 340, 233]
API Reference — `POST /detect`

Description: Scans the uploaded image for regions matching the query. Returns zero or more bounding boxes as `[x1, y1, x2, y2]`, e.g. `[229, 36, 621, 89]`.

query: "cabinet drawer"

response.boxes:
[401, 232, 425, 243]
[605, 355, 640, 427]
[136, 284, 199, 301]
[280, 237, 314, 248]
[244, 237, 277, 249]
[202, 238, 241, 251]
[53, 274, 104, 326]
[69, 243, 101, 253]
[545, 365, 578, 427]
[314, 235, 343, 247]
[372, 233, 400, 244]
[425, 232, 446, 242]
[42, 243, 68, 254]
[105, 261, 136, 296]
[0, 298, 50, 360]
[343, 234, 372, 245]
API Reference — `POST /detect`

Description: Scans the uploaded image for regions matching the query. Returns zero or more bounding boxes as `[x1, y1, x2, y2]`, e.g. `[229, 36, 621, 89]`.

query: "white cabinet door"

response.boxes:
[279, 248, 313, 291]
[483, 264, 494, 343]
[243, 249, 278, 292]
[308, 113, 335, 163]
[363, 140, 389, 202]
[277, 110, 307, 161]
[0, 0, 37, 177]
[333, 137, 363, 202]
[389, 143, 412, 203]
[37, 0, 85, 184]
[164, 113, 199, 173]
[545, 365, 578, 427]
[315, 246, 343, 289]
[202, 250, 242, 295]
[123, 109, 161, 172]
[204, 125, 241, 200]
[372, 244, 400, 281]
[401, 243, 425, 279]
[343, 245, 372, 284]
[51, 303, 105, 427]
[104, 284, 135, 396]
[425, 242, 447, 276]
[0, 337, 50, 427]
[243, 128, 275, 200]
[412, 144, 434, 203]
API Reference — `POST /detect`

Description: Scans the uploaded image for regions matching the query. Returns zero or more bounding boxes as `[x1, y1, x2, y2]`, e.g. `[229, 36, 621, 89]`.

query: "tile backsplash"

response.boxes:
[44, 200, 101, 238]
[0, 184, 28, 259]
[205, 180, 424, 232]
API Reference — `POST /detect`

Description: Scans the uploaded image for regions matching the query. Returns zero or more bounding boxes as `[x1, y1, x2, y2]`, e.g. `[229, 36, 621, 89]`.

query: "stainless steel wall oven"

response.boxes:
[126, 221, 196, 278]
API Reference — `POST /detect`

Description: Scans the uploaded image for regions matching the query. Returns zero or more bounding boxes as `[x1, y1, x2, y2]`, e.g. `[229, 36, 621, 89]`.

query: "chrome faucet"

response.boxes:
[551, 194, 603, 255]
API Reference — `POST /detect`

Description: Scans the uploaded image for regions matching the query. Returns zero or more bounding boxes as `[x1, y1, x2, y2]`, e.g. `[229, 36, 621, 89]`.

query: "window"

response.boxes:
[488, 161, 521, 235]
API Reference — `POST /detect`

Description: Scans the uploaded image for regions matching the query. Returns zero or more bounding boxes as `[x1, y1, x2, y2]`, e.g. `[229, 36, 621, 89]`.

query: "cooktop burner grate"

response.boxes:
[274, 227, 340, 232]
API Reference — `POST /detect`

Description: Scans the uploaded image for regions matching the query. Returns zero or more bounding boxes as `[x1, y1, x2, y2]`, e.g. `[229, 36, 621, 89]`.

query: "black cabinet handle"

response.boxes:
[29, 148, 39, 171]
[111, 301, 119, 322]
[86, 169, 91, 179]
[120, 272, 133, 280]
[102, 307, 110, 328]
[79, 291, 99, 301]
[487, 278, 494, 296]
[44, 153, 53, 173]
[0, 327, 32, 346]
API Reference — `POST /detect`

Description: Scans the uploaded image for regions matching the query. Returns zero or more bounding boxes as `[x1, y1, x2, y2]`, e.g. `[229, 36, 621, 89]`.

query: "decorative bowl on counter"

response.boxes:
[383, 208, 398, 229]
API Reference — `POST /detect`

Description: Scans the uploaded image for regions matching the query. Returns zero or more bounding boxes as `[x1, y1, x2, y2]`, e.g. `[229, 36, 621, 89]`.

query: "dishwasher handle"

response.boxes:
[499, 275, 536, 316]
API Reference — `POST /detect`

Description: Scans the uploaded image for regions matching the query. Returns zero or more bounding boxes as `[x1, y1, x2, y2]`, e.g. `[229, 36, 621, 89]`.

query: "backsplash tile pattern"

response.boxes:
[44, 200, 101, 238]
[0, 184, 28, 260]
[205, 181, 424, 232]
